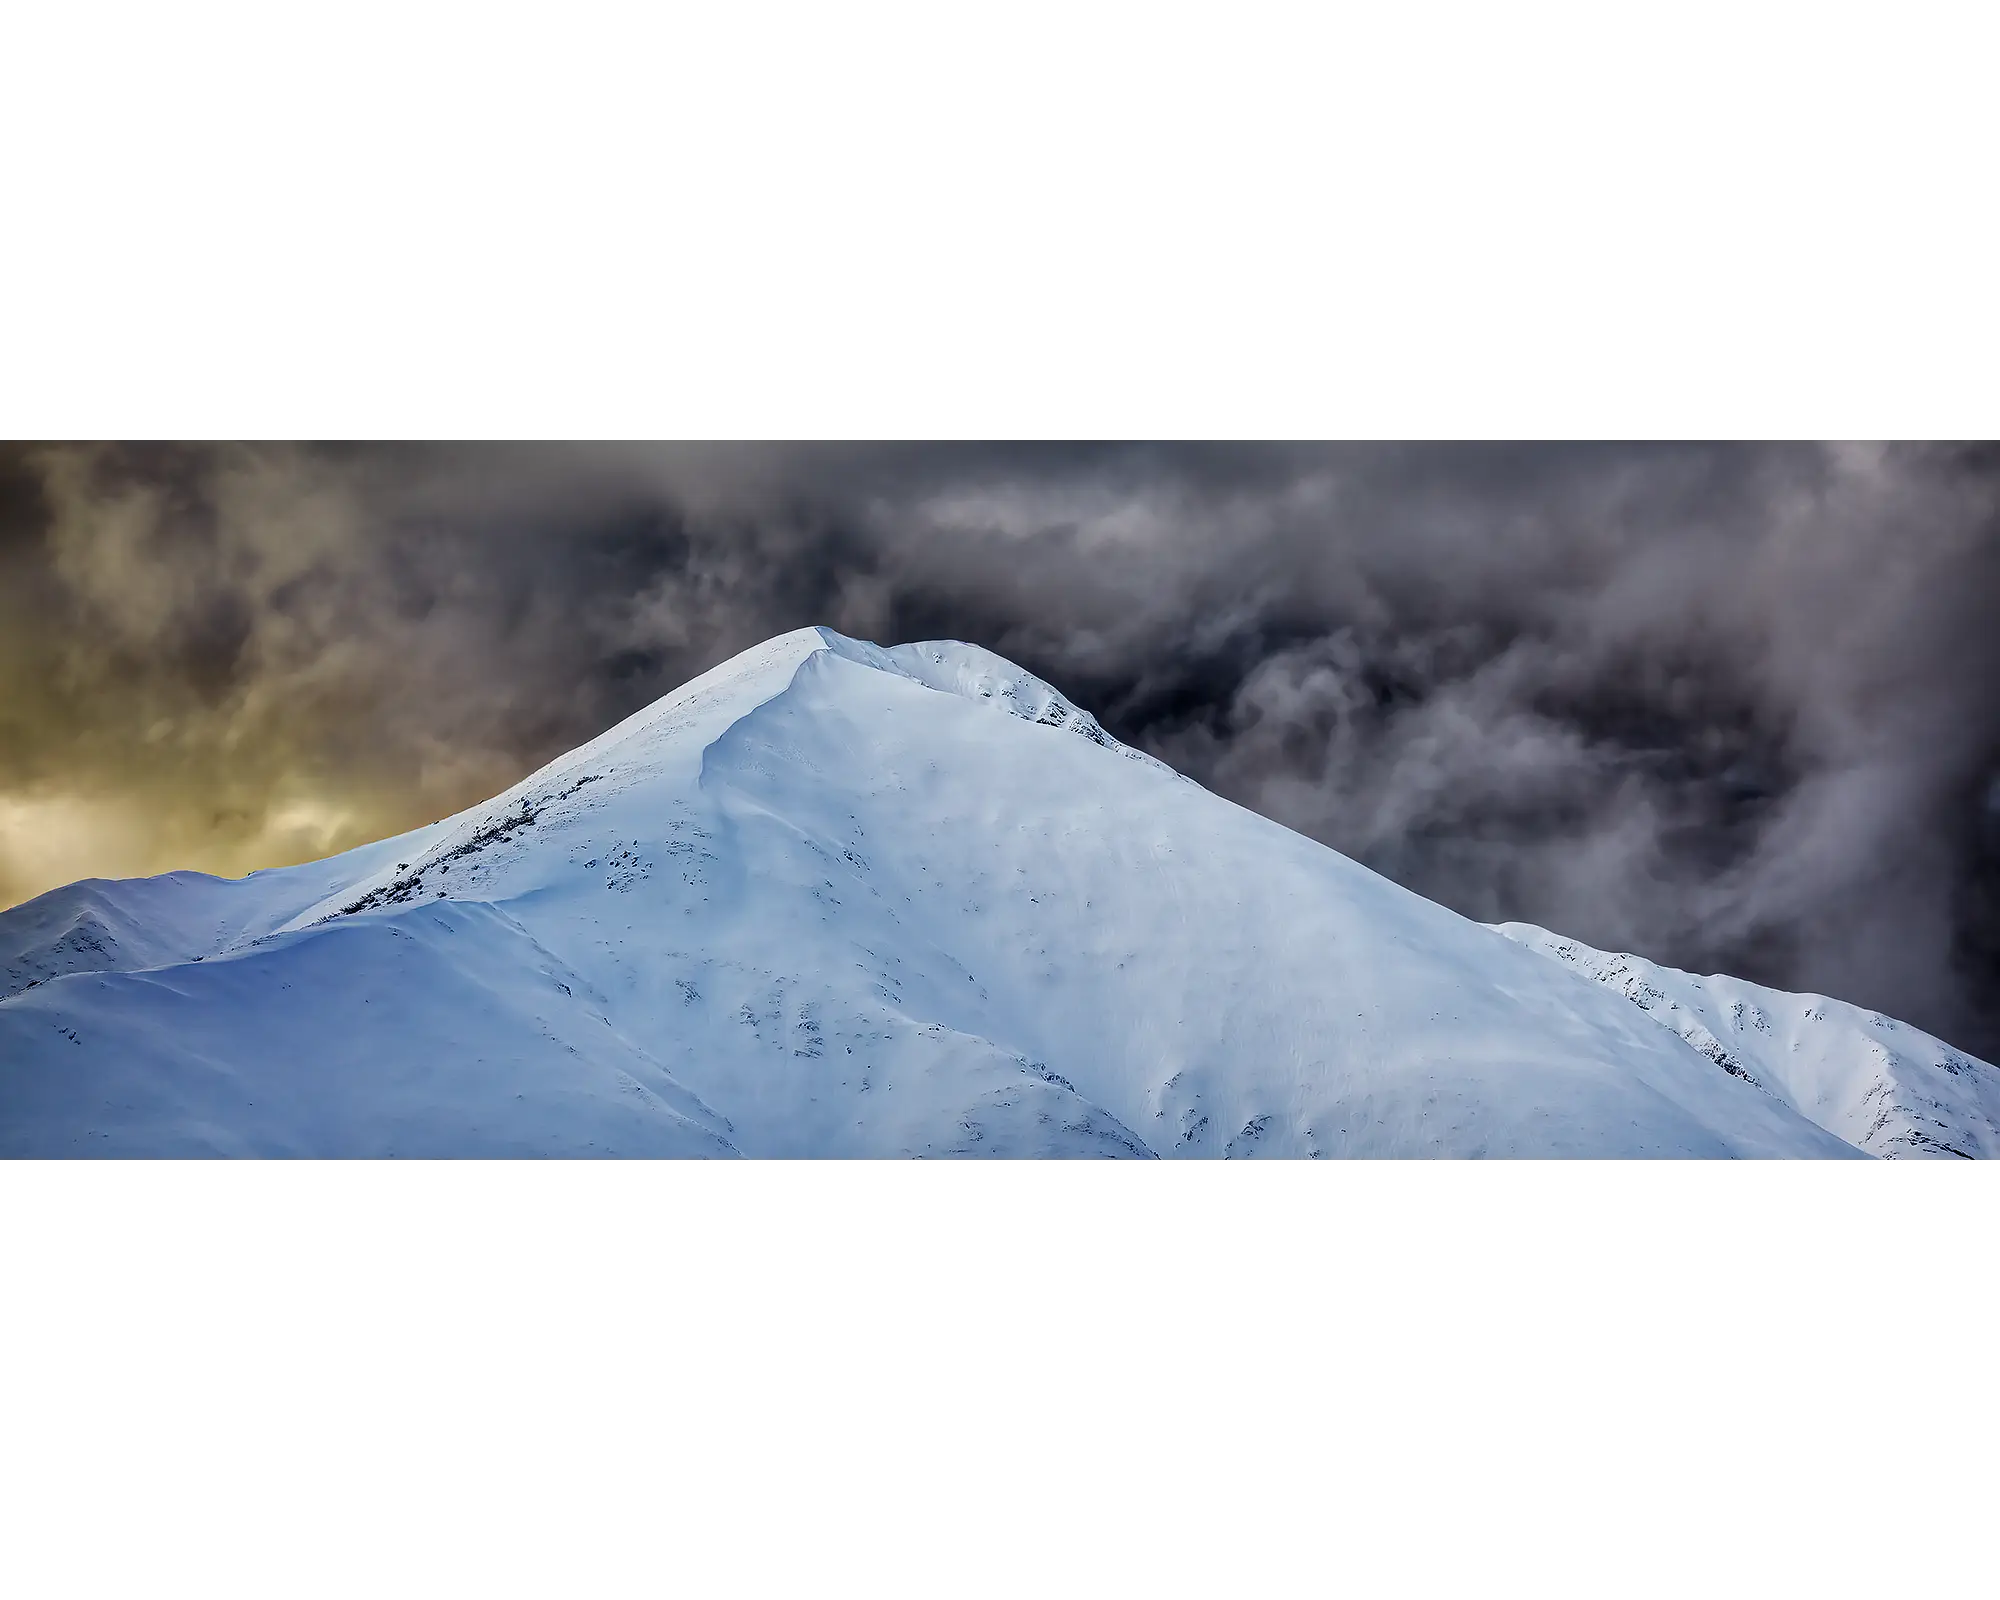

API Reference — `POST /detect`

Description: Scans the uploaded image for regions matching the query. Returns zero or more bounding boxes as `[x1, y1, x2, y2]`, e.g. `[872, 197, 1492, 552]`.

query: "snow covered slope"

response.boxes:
[1493, 924, 2000, 1159]
[0, 625, 1982, 1158]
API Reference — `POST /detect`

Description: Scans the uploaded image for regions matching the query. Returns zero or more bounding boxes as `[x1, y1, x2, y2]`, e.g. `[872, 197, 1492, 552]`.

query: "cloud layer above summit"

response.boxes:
[2, 442, 1996, 1056]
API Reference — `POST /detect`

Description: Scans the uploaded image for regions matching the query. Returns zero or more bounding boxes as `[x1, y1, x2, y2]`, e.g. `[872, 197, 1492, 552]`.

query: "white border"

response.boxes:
[5, 1162, 1994, 1596]
[5, 4, 1996, 437]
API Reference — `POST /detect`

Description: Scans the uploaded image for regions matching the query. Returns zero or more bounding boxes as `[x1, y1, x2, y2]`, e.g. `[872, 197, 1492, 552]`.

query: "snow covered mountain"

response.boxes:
[2, 627, 1992, 1158]
[1492, 925, 2000, 1160]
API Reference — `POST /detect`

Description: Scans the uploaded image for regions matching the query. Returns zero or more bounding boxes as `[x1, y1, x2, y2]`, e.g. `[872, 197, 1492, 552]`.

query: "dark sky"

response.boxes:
[3, 442, 1997, 1058]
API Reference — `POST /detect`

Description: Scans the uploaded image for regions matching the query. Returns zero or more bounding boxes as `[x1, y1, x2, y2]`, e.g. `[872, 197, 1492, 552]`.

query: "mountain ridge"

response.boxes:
[2, 628, 1990, 1158]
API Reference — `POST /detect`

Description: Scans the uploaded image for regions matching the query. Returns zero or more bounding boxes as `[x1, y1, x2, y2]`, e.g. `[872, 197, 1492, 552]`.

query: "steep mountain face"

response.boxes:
[1, 627, 1990, 1158]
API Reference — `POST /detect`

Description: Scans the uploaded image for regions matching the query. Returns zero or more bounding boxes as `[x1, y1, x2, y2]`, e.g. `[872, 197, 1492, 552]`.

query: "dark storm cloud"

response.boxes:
[3, 441, 1996, 1057]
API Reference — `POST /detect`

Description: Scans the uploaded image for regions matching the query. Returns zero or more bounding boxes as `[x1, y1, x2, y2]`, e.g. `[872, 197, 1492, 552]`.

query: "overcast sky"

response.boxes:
[3, 441, 1996, 1058]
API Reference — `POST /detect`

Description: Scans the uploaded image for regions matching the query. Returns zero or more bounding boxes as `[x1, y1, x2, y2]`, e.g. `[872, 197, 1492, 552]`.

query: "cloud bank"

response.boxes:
[3, 442, 1996, 1056]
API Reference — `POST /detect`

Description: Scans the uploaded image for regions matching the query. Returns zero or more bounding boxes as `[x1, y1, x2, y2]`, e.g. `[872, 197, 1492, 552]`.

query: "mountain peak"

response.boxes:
[2, 629, 1992, 1157]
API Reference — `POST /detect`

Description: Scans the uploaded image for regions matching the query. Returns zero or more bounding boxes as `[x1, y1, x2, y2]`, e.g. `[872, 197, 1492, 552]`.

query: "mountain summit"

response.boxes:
[3, 628, 1993, 1157]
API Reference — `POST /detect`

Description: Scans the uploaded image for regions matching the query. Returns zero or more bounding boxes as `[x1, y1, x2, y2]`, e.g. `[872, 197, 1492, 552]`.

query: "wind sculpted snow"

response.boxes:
[4, 627, 1986, 1157]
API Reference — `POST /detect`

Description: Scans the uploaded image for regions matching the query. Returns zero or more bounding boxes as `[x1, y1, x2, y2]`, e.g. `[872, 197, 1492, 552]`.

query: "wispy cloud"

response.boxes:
[3, 441, 1995, 1055]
